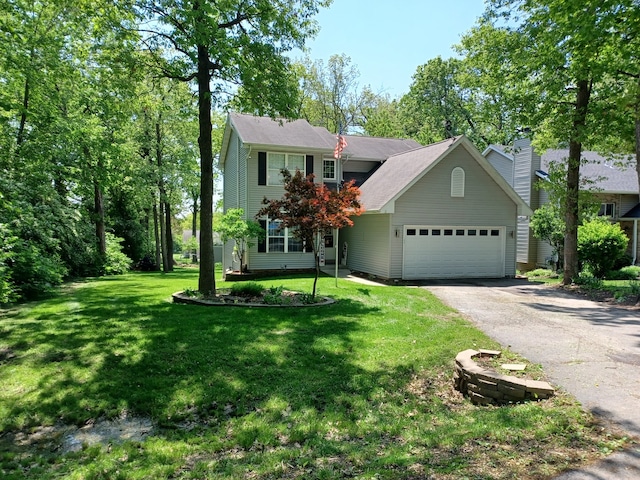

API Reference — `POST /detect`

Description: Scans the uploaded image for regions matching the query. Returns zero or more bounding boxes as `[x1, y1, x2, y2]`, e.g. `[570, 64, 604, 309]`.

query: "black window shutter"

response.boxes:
[258, 220, 266, 252]
[306, 155, 314, 177]
[258, 152, 267, 185]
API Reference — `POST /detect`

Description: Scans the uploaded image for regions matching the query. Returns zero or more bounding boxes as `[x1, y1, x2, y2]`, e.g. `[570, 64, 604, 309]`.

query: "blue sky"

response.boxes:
[299, 0, 487, 98]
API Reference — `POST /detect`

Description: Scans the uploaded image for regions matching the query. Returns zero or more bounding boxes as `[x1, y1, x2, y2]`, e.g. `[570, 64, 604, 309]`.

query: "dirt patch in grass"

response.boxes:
[1, 414, 154, 456]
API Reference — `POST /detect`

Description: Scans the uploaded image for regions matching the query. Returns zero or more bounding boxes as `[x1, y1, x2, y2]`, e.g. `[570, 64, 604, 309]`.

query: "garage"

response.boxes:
[403, 225, 505, 279]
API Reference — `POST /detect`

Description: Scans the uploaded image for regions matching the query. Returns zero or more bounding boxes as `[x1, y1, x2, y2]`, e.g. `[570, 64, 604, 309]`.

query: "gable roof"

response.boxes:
[220, 113, 421, 167]
[359, 136, 531, 215]
[482, 144, 514, 161]
[226, 112, 336, 150]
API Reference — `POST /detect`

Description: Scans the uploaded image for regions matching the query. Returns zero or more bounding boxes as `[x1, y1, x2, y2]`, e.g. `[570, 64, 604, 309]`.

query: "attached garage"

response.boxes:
[403, 225, 505, 279]
[342, 136, 532, 280]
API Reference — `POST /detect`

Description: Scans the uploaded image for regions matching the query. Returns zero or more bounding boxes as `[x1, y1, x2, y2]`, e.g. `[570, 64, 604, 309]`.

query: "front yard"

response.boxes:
[0, 269, 630, 479]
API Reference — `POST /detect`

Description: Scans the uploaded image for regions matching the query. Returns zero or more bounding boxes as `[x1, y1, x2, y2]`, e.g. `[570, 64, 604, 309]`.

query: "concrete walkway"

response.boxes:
[320, 266, 387, 287]
[424, 278, 640, 479]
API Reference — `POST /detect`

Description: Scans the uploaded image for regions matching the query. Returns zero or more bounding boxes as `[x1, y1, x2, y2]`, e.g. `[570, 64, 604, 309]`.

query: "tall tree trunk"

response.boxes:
[94, 179, 106, 257]
[159, 197, 169, 272]
[156, 119, 170, 272]
[191, 192, 199, 263]
[153, 202, 161, 270]
[165, 200, 174, 271]
[17, 77, 29, 146]
[563, 79, 591, 284]
[197, 42, 216, 295]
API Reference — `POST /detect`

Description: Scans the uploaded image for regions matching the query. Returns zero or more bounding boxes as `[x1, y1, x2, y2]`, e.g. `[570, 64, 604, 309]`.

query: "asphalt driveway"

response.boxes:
[424, 278, 640, 479]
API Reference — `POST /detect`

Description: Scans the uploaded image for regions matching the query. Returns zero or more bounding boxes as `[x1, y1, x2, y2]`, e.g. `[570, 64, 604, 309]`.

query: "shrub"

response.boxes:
[612, 254, 633, 271]
[263, 285, 285, 305]
[0, 224, 16, 304]
[526, 268, 558, 278]
[577, 219, 628, 278]
[103, 233, 132, 275]
[605, 266, 640, 280]
[230, 282, 264, 297]
[572, 271, 604, 290]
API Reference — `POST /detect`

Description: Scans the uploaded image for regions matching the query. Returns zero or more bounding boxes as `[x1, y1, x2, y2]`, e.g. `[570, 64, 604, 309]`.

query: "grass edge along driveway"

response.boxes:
[0, 269, 630, 479]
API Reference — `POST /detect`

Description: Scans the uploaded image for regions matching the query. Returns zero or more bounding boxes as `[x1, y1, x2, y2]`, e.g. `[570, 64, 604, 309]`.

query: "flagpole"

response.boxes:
[334, 123, 344, 287]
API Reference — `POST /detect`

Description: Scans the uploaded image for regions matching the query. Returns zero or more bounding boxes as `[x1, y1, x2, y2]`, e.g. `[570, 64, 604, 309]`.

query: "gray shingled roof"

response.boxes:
[341, 135, 421, 160]
[359, 136, 531, 215]
[229, 112, 335, 150]
[226, 112, 421, 161]
[358, 137, 458, 212]
[541, 150, 638, 194]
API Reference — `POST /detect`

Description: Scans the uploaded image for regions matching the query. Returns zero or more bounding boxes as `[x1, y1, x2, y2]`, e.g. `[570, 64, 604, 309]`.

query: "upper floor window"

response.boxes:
[598, 203, 615, 218]
[323, 159, 336, 180]
[268, 153, 305, 185]
[451, 167, 465, 197]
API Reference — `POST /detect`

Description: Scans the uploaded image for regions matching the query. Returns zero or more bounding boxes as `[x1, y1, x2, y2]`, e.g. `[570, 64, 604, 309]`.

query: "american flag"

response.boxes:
[333, 133, 347, 159]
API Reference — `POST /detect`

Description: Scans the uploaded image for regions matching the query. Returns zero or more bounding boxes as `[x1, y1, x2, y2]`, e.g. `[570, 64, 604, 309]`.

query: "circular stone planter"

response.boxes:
[454, 349, 555, 405]
[172, 291, 335, 307]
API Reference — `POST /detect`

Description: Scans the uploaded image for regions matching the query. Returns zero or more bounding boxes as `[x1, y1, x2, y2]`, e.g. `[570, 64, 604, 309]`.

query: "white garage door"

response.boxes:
[403, 226, 505, 279]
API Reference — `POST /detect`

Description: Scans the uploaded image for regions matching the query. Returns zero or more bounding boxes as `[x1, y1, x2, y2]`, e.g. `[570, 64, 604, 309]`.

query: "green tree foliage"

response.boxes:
[0, 0, 175, 300]
[215, 209, 265, 274]
[530, 204, 565, 270]
[578, 219, 628, 278]
[103, 233, 133, 275]
[257, 170, 363, 298]
[483, 0, 633, 284]
[137, 0, 331, 295]
[296, 54, 380, 133]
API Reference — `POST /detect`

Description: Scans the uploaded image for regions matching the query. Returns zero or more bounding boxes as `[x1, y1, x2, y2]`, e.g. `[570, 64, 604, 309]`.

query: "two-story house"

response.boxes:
[484, 138, 640, 269]
[220, 112, 531, 280]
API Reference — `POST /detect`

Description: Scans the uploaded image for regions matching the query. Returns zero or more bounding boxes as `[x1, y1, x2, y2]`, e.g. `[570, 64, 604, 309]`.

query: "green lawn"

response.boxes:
[0, 269, 628, 479]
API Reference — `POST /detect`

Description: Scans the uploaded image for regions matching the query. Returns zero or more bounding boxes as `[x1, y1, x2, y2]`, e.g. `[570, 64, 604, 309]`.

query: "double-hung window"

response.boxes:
[267, 153, 305, 185]
[266, 220, 304, 253]
[323, 159, 336, 180]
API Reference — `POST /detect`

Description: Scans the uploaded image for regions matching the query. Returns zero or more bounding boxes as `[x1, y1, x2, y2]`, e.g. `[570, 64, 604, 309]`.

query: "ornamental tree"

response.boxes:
[256, 169, 363, 299]
[215, 208, 264, 274]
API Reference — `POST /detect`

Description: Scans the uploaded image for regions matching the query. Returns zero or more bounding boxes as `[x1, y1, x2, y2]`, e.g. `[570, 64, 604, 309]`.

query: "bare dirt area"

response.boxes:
[1, 414, 154, 456]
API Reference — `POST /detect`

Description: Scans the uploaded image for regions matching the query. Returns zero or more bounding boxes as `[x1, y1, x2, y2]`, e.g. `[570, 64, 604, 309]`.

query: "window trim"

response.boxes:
[322, 158, 336, 180]
[265, 219, 304, 253]
[451, 167, 465, 197]
[598, 202, 615, 218]
[267, 152, 306, 186]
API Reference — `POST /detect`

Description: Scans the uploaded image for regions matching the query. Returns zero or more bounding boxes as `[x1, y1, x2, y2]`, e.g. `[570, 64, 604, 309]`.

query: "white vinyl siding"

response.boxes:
[244, 151, 318, 271]
[485, 150, 514, 186]
[341, 214, 391, 278]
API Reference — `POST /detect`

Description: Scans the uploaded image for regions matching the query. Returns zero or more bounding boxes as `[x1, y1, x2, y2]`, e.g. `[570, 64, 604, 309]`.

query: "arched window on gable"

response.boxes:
[451, 167, 465, 197]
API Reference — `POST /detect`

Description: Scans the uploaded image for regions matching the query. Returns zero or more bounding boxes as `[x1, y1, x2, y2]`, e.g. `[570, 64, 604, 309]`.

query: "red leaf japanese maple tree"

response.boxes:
[256, 169, 364, 299]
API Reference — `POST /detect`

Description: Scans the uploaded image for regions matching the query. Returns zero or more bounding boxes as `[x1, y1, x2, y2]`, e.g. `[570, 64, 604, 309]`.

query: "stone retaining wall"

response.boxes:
[454, 349, 555, 405]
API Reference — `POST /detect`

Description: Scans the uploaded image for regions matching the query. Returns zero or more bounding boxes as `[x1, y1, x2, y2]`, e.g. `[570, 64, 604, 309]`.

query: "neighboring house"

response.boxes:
[483, 138, 640, 269]
[220, 112, 531, 280]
